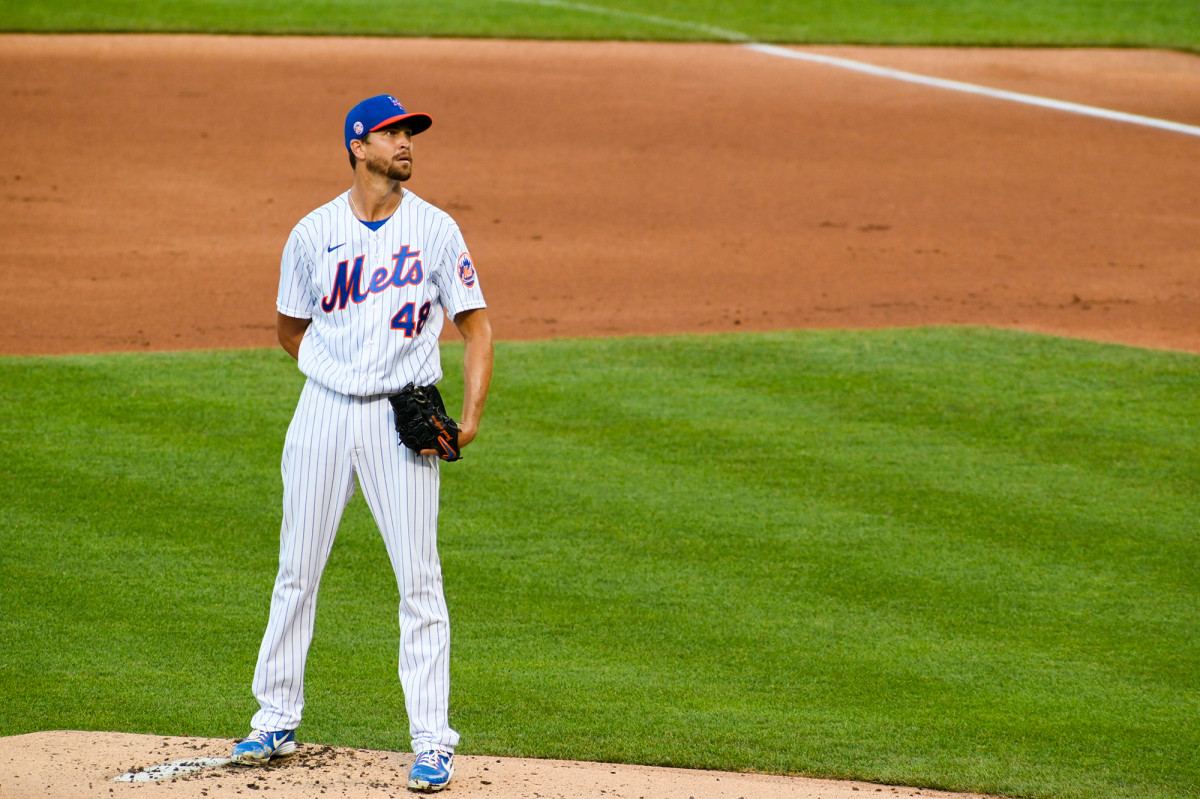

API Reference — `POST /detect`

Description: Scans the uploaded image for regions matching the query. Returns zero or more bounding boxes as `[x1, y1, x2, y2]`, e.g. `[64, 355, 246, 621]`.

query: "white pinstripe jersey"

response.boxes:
[277, 189, 487, 397]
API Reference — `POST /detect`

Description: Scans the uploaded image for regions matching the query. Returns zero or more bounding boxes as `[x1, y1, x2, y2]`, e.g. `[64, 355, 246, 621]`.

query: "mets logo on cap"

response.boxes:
[457, 252, 477, 288]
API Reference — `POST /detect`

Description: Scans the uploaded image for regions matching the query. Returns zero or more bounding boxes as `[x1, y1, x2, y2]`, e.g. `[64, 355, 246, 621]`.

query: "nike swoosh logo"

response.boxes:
[327, 242, 345, 252]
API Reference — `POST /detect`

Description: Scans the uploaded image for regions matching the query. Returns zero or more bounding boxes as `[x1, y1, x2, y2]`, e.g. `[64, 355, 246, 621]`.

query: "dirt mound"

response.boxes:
[0, 731, 1007, 799]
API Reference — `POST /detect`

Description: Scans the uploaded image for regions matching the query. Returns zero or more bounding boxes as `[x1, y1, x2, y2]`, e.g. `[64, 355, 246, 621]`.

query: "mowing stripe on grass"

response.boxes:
[498, 0, 750, 41]
[501, 0, 1200, 139]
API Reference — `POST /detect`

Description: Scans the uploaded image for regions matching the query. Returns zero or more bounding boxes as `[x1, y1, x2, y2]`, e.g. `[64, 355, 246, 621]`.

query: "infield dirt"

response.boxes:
[1, 33, 1197, 799]
[1, 36, 1198, 355]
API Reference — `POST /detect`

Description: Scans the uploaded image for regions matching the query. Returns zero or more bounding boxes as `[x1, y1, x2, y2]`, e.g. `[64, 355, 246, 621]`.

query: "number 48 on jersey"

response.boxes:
[392, 301, 433, 337]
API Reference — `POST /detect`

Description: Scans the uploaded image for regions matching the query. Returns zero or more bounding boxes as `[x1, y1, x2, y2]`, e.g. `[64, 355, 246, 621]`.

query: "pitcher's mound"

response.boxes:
[0, 730, 1009, 799]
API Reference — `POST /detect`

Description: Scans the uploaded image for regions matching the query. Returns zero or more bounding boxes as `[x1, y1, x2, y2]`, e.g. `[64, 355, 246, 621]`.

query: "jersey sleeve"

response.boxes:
[431, 221, 487, 320]
[277, 226, 317, 319]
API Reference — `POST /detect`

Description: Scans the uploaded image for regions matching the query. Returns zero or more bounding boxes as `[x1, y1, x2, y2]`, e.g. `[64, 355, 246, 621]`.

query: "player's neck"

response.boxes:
[348, 179, 404, 222]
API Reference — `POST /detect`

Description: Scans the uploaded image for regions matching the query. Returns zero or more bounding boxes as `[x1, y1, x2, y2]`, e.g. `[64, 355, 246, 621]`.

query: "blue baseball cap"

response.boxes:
[344, 95, 433, 151]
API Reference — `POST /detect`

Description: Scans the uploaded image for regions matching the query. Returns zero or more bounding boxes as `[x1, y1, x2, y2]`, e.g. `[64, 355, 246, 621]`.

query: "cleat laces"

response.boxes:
[414, 750, 443, 769]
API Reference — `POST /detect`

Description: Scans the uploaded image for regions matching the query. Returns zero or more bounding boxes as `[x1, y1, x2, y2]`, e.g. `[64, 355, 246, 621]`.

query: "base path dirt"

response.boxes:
[1, 35, 1198, 354]
[0, 731, 1009, 799]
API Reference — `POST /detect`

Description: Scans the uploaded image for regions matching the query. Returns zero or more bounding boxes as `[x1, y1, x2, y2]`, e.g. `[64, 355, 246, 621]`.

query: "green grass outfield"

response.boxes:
[1, 328, 1197, 799]
[4, 0, 1199, 51]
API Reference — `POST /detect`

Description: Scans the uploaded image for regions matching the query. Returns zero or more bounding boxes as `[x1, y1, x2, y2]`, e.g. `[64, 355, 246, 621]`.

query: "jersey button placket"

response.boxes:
[374, 236, 386, 337]
[363, 235, 380, 378]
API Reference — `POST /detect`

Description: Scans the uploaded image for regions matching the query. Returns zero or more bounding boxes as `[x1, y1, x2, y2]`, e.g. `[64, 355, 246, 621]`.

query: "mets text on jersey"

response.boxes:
[320, 245, 423, 312]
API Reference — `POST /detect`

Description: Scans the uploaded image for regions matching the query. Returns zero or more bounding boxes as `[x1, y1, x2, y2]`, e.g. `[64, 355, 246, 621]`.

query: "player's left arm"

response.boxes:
[453, 307, 493, 449]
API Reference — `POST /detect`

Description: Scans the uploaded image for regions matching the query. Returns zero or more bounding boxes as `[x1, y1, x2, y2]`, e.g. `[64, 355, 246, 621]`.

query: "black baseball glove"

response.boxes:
[389, 383, 462, 461]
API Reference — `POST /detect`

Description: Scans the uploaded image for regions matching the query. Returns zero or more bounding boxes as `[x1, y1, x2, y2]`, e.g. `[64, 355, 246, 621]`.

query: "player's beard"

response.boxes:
[366, 151, 412, 182]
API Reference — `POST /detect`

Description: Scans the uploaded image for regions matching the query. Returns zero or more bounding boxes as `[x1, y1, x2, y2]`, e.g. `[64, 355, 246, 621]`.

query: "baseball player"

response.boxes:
[231, 94, 493, 794]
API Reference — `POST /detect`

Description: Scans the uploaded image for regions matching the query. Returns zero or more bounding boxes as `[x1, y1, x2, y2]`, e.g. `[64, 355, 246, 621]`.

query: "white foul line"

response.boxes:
[745, 43, 1200, 139]
[498, 0, 1200, 139]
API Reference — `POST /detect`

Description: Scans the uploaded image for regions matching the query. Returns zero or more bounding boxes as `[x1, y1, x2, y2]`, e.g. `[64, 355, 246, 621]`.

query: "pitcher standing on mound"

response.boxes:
[231, 94, 494, 794]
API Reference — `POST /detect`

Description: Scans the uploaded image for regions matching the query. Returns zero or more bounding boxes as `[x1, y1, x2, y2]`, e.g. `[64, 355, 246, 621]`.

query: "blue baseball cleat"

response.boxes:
[230, 729, 296, 764]
[407, 748, 454, 792]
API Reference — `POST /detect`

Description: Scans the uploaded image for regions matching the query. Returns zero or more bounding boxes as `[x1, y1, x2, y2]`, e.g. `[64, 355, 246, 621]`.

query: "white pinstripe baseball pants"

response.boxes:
[249, 379, 459, 753]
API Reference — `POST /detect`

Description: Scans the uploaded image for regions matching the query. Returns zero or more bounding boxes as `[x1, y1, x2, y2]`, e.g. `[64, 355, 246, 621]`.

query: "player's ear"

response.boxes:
[349, 138, 367, 162]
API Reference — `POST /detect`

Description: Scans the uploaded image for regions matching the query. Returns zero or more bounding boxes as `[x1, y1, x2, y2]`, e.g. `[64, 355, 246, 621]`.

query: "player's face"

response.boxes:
[362, 125, 414, 181]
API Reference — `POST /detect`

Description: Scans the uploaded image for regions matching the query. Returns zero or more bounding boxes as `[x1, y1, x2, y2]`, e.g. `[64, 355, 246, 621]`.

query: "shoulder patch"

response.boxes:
[456, 252, 477, 288]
